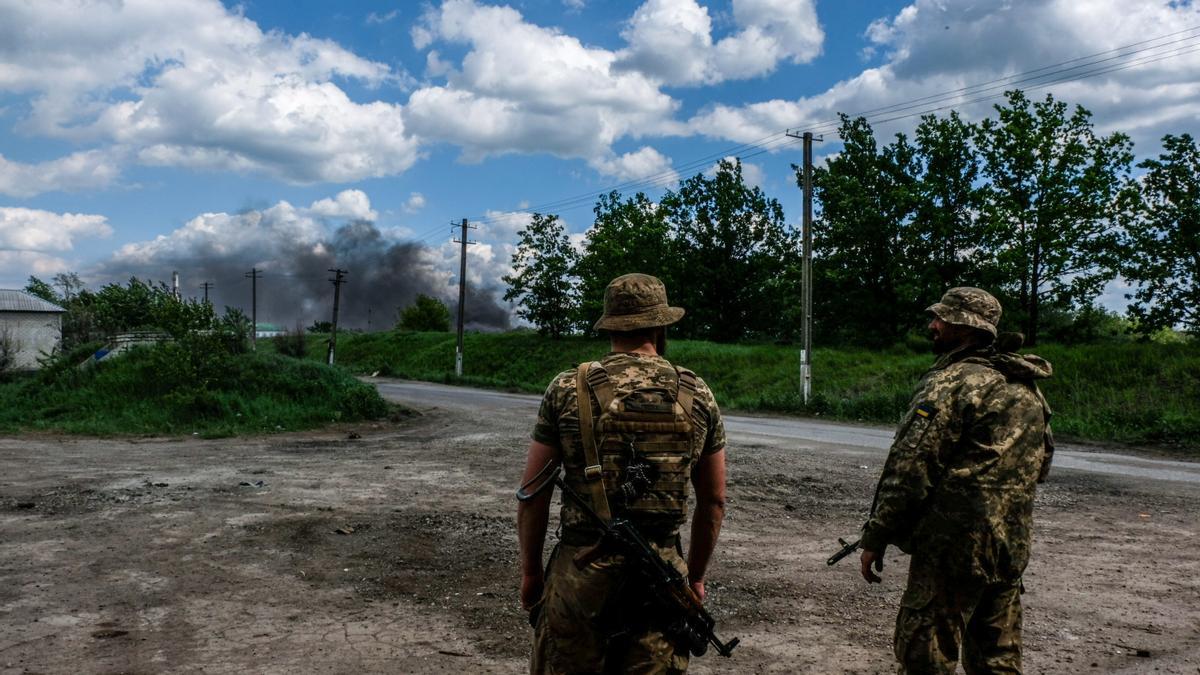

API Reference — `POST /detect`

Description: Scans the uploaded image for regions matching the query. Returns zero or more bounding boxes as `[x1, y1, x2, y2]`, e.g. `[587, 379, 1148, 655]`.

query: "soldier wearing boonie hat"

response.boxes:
[854, 286, 1055, 674]
[517, 273, 729, 674]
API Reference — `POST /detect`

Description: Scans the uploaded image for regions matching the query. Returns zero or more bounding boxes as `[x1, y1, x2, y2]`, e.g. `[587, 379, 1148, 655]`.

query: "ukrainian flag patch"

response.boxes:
[915, 403, 936, 418]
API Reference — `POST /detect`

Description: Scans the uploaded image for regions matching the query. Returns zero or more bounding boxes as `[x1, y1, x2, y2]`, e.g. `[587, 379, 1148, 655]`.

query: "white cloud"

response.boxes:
[406, 0, 678, 164]
[0, 251, 71, 283]
[563, 0, 586, 11]
[616, 0, 823, 86]
[404, 192, 427, 213]
[687, 1, 1200, 151]
[590, 146, 678, 183]
[706, 156, 765, 188]
[0, 207, 112, 252]
[366, 10, 399, 25]
[0, 150, 122, 198]
[0, 0, 419, 184]
[307, 190, 378, 221]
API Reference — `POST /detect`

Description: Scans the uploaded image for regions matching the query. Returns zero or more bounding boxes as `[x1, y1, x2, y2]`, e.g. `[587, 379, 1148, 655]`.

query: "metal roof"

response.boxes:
[0, 289, 67, 313]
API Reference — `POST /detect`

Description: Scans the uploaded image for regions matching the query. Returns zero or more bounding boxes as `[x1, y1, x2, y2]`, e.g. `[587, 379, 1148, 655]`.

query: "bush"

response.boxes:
[273, 323, 309, 358]
[397, 294, 452, 332]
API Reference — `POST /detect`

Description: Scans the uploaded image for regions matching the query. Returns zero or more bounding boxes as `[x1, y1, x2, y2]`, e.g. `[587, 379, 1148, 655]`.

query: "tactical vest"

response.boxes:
[562, 361, 700, 541]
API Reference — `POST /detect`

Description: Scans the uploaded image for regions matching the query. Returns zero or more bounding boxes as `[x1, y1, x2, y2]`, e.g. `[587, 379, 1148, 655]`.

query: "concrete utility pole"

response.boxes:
[327, 268, 347, 366]
[172, 271, 180, 300]
[200, 282, 214, 305]
[786, 129, 822, 404]
[453, 218, 477, 377]
[245, 268, 261, 350]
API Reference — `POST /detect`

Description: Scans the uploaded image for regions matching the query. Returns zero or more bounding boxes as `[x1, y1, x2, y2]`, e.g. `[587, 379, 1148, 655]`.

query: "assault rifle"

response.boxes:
[517, 461, 739, 658]
[826, 537, 860, 566]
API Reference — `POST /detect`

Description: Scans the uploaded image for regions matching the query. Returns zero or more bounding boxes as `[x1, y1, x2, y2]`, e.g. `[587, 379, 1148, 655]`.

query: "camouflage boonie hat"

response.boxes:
[926, 287, 1002, 337]
[593, 273, 685, 332]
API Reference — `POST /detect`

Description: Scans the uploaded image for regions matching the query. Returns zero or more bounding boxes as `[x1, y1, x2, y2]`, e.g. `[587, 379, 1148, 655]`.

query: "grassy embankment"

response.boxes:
[311, 331, 1199, 450]
[0, 342, 391, 437]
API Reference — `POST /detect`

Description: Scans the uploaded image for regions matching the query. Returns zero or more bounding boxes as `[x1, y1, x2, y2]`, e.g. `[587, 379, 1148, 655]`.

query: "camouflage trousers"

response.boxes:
[894, 558, 1024, 674]
[530, 542, 690, 675]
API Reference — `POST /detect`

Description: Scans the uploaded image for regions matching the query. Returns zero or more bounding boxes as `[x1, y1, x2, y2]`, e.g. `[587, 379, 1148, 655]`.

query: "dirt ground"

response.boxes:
[1, 395, 1198, 674]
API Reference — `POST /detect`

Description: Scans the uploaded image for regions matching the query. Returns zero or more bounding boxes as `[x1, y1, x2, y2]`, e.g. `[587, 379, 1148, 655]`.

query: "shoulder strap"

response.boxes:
[674, 366, 698, 425]
[575, 362, 612, 523]
[586, 364, 615, 412]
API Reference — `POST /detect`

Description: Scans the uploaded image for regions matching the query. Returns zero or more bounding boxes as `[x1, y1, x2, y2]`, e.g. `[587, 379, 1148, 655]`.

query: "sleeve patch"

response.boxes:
[915, 403, 936, 418]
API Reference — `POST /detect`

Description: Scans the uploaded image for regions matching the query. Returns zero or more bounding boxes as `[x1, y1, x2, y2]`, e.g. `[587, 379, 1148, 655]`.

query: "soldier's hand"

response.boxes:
[521, 571, 545, 610]
[690, 579, 706, 602]
[860, 549, 884, 584]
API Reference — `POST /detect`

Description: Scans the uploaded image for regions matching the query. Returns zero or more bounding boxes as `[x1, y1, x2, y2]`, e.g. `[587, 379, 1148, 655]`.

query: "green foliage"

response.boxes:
[308, 320, 333, 333]
[0, 340, 389, 436]
[662, 158, 798, 342]
[976, 90, 1134, 345]
[397, 294, 451, 332]
[23, 276, 59, 304]
[503, 213, 578, 339]
[273, 323, 309, 358]
[573, 191, 676, 334]
[315, 331, 1200, 451]
[1121, 133, 1200, 335]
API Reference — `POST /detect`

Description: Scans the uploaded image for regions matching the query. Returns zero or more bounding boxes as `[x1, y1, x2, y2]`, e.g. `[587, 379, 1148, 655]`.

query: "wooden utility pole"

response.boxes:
[245, 268, 261, 350]
[453, 218, 477, 377]
[786, 129, 822, 404]
[327, 268, 347, 366]
[200, 282, 214, 304]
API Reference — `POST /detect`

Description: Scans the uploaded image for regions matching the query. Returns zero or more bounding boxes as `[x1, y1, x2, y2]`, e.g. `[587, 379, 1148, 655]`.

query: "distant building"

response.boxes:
[255, 322, 285, 339]
[0, 289, 67, 371]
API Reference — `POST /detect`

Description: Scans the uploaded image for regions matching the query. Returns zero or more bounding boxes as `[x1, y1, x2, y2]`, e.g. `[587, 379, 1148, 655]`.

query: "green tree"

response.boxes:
[1121, 133, 1200, 335]
[807, 116, 920, 345]
[663, 159, 795, 342]
[23, 276, 60, 304]
[573, 191, 674, 333]
[976, 90, 1133, 345]
[397, 294, 452, 332]
[503, 213, 578, 338]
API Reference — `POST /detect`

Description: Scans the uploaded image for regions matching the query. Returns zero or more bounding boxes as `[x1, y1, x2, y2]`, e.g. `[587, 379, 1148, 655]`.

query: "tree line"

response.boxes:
[504, 90, 1198, 346]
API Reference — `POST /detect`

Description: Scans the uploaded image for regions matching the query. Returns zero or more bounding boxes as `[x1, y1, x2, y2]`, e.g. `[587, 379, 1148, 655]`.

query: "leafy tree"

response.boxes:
[910, 111, 992, 302]
[307, 320, 333, 333]
[573, 191, 675, 333]
[1121, 133, 1200, 335]
[503, 213, 578, 338]
[53, 272, 84, 301]
[24, 276, 60, 304]
[976, 90, 1134, 344]
[397, 294, 452, 332]
[806, 116, 920, 345]
[662, 159, 796, 342]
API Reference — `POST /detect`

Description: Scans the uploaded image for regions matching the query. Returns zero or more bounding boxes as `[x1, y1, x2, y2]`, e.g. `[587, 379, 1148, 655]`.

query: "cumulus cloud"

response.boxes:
[0, 207, 112, 252]
[687, 0, 1200, 151]
[406, 0, 678, 164]
[0, 0, 419, 184]
[590, 146, 678, 183]
[404, 192, 427, 213]
[0, 150, 123, 198]
[307, 190, 378, 221]
[0, 251, 71, 283]
[616, 0, 823, 86]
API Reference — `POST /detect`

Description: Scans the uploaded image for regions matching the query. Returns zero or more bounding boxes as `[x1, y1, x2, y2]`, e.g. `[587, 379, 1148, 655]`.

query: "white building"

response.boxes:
[0, 289, 67, 371]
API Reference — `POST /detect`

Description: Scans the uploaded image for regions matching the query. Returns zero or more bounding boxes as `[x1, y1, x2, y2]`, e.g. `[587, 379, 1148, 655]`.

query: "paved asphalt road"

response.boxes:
[372, 379, 1200, 486]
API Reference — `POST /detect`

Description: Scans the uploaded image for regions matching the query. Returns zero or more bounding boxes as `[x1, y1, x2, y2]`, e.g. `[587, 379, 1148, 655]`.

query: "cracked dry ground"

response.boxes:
[1, 404, 1198, 674]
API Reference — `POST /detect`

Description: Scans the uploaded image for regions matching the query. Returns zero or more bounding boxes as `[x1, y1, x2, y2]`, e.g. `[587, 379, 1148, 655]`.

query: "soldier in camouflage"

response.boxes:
[858, 287, 1054, 674]
[517, 273, 728, 675]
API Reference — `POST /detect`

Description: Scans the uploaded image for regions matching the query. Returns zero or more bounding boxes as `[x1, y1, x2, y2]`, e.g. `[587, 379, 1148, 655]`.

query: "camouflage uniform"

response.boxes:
[528, 276, 726, 675]
[861, 288, 1053, 675]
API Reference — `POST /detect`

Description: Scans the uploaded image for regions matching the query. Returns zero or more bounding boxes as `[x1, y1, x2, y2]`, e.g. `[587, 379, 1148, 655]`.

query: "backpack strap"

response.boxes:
[674, 366, 698, 425]
[575, 362, 612, 523]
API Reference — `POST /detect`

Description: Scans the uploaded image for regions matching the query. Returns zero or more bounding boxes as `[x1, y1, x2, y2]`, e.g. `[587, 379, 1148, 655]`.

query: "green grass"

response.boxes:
[313, 331, 1199, 451]
[0, 343, 391, 437]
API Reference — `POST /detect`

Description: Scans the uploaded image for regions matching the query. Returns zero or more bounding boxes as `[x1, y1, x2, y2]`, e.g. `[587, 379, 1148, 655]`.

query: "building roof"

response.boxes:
[0, 289, 67, 313]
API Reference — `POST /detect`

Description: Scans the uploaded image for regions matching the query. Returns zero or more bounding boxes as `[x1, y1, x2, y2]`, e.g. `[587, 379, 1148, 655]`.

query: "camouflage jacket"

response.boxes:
[860, 344, 1053, 583]
[532, 351, 726, 538]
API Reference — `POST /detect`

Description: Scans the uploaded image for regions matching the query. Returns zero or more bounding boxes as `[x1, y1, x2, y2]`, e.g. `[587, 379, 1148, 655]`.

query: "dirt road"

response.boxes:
[1, 378, 1198, 674]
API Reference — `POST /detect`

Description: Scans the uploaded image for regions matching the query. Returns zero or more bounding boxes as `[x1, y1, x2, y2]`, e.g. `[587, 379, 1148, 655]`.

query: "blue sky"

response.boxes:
[1, 0, 1197, 328]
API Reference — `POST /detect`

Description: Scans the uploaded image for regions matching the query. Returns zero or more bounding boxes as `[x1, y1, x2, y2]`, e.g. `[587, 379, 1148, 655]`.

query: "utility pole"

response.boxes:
[786, 129, 822, 404]
[200, 282, 214, 305]
[172, 271, 180, 300]
[245, 268, 261, 350]
[327, 268, 347, 366]
[453, 218, 477, 377]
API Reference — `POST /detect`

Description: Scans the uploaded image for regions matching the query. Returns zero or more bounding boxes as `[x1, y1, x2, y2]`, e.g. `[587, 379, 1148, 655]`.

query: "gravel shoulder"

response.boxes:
[1, 391, 1198, 674]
